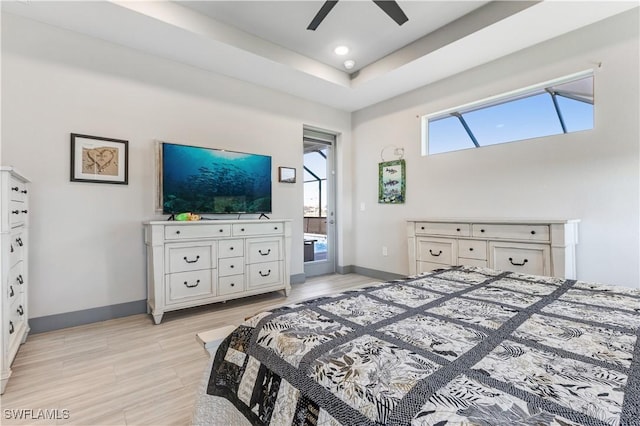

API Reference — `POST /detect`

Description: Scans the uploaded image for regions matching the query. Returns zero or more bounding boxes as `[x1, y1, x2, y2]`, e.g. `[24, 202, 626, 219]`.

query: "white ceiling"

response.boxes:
[178, 1, 489, 72]
[2, 1, 637, 112]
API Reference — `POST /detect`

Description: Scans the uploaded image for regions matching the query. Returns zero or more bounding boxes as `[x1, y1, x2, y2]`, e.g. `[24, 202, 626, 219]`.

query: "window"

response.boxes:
[304, 146, 328, 217]
[422, 71, 594, 155]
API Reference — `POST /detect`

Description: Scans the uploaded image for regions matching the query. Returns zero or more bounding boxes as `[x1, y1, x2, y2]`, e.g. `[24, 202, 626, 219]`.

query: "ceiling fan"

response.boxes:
[307, 0, 409, 31]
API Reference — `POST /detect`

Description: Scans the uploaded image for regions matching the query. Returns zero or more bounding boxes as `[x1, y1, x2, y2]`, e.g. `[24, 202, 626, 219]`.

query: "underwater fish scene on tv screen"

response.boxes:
[161, 142, 272, 214]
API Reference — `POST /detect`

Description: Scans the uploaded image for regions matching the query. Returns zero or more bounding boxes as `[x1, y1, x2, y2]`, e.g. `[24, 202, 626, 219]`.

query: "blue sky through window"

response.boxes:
[556, 96, 594, 132]
[428, 116, 475, 154]
[462, 94, 563, 146]
[426, 74, 594, 155]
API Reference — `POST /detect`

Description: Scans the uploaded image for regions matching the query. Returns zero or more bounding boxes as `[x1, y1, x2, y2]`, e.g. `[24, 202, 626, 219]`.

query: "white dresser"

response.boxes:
[407, 219, 579, 278]
[144, 219, 292, 324]
[0, 168, 29, 394]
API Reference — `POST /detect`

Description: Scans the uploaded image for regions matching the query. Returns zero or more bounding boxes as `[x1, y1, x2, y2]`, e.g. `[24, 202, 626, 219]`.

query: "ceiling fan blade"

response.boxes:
[307, 0, 339, 31]
[372, 1, 408, 26]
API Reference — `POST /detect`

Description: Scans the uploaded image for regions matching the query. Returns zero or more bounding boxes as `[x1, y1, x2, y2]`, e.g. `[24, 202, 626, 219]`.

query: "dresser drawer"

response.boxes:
[8, 294, 25, 345]
[166, 244, 213, 273]
[247, 261, 282, 288]
[9, 262, 25, 295]
[10, 296, 26, 329]
[167, 270, 214, 303]
[218, 239, 244, 258]
[7, 267, 23, 308]
[218, 257, 243, 277]
[9, 229, 26, 267]
[417, 261, 450, 274]
[472, 224, 549, 242]
[416, 238, 456, 265]
[458, 258, 488, 268]
[415, 222, 470, 237]
[165, 224, 231, 240]
[9, 201, 28, 227]
[219, 275, 244, 296]
[7, 317, 18, 342]
[458, 240, 487, 260]
[233, 222, 284, 237]
[489, 242, 550, 276]
[9, 176, 28, 202]
[7, 281, 19, 306]
[247, 238, 282, 263]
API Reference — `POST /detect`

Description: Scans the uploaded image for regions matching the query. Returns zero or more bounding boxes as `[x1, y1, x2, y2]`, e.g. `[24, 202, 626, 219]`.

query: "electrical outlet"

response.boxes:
[382, 246, 388, 256]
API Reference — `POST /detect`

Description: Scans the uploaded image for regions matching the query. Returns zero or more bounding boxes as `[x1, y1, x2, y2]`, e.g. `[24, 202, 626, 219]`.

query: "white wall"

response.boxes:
[1, 8, 638, 324]
[1, 13, 352, 318]
[351, 10, 639, 288]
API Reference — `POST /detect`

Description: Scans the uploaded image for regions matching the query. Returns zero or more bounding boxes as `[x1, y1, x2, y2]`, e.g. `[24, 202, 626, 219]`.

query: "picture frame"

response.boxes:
[378, 159, 405, 204]
[278, 166, 296, 183]
[70, 133, 129, 184]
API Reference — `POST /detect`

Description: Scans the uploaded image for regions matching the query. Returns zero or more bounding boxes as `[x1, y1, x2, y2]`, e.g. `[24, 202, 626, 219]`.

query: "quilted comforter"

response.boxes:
[194, 266, 640, 425]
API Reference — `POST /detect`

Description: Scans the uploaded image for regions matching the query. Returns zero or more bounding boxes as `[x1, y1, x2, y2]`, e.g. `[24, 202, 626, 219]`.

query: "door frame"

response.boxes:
[303, 128, 337, 277]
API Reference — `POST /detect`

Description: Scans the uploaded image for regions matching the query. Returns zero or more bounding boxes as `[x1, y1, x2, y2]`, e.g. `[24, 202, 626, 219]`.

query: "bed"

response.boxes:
[193, 266, 640, 425]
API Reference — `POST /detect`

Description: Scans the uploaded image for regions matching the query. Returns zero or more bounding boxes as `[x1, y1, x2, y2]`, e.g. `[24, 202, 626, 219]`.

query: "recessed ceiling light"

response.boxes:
[334, 45, 349, 56]
[343, 60, 355, 70]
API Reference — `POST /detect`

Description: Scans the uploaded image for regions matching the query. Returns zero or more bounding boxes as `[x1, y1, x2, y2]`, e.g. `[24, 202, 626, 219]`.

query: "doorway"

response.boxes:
[303, 128, 336, 277]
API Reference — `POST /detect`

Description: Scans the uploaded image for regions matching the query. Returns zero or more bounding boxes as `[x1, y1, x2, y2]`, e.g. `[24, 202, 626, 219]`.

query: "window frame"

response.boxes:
[421, 69, 594, 156]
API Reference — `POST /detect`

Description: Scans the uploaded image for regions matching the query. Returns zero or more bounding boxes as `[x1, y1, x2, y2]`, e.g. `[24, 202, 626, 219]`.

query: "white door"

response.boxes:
[303, 129, 336, 277]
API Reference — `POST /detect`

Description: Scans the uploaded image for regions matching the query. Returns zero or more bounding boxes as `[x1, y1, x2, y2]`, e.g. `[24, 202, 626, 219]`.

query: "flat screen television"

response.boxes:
[158, 142, 272, 215]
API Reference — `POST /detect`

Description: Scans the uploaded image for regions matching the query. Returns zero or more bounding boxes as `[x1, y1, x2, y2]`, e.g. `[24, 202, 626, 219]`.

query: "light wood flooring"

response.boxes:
[1, 273, 380, 425]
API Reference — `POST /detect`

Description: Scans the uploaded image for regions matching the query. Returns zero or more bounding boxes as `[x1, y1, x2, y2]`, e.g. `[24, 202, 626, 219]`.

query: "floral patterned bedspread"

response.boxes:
[202, 266, 640, 425]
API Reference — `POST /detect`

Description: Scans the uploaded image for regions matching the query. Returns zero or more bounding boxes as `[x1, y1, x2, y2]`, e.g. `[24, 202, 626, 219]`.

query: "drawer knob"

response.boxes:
[21, 190, 27, 194]
[230, 247, 234, 251]
[183, 280, 200, 288]
[183, 255, 200, 264]
[456, 228, 461, 232]
[421, 226, 425, 230]
[480, 229, 485, 233]
[17, 305, 24, 316]
[274, 226, 278, 230]
[11, 186, 19, 191]
[17, 275, 24, 285]
[176, 230, 181, 235]
[10, 244, 14, 253]
[219, 229, 224, 233]
[469, 248, 474, 251]
[11, 210, 19, 214]
[230, 265, 235, 269]
[429, 249, 442, 257]
[258, 249, 271, 256]
[9, 321, 14, 334]
[508, 257, 528, 266]
[530, 230, 536, 235]
[240, 228, 245, 232]
[16, 238, 23, 247]
[9, 286, 14, 297]
[259, 269, 271, 277]
[230, 283, 235, 287]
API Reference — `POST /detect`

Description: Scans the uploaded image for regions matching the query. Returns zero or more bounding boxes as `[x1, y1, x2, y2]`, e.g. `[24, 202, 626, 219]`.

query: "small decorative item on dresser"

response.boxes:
[278, 167, 296, 183]
[70, 133, 128, 184]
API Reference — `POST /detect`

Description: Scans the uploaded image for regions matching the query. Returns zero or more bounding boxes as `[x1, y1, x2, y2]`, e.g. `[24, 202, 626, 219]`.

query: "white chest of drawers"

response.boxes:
[407, 219, 579, 279]
[1, 167, 30, 394]
[144, 219, 291, 324]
